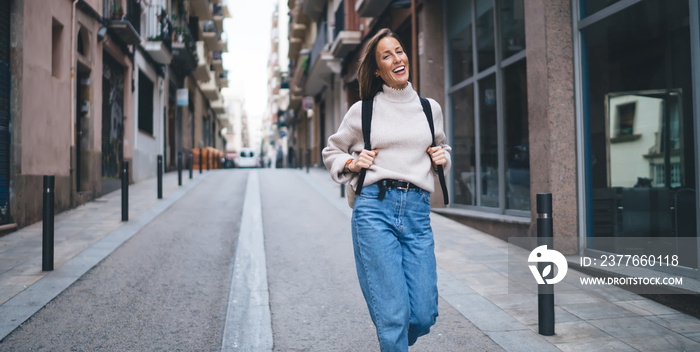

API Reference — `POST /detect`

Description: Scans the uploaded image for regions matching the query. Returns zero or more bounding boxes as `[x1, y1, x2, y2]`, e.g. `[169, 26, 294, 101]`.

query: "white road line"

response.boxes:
[221, 170, 273, 352]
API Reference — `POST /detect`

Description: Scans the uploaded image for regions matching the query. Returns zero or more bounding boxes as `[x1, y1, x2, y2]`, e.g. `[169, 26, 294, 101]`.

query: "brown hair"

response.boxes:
[357, 28, 407, 100]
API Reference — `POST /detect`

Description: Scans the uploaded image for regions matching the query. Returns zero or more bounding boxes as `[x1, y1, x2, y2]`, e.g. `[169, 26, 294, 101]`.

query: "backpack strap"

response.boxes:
[355, 98, 373, 195]
[420, 97, 450, 205]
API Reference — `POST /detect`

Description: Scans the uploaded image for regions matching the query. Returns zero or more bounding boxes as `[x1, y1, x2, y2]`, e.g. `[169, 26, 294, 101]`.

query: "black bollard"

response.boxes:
[122, 161, 129, 221]
[178, 152, 183, 186]
[340, 184, 345, 198]
[157, 155, 163, 199]
[306, 149, 310, 173]
[42, 175, 55, 271]
[199, 148, 203, 174]
[537, 193, 555, 336]
[189, 152, 193, 179]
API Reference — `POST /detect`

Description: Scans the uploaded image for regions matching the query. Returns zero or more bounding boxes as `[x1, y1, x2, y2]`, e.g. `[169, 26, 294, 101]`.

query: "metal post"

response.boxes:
[177, 152, 183, 186]
[157, 155, 163, 199]
[341, 184, 345, 198]
[189, 152, 193, 179]
[298, 149, 302, 170]
[42, 175, 55, 271]
[122, 161, 129, 221]
[199, 148, 203, 174]
[537, 193, 555, 336]
[305, 149, 310, 173]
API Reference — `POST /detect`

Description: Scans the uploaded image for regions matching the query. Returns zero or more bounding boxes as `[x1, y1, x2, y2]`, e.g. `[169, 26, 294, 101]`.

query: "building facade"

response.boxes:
[2, 0, 230, 229]
[284, 0, 700, 275]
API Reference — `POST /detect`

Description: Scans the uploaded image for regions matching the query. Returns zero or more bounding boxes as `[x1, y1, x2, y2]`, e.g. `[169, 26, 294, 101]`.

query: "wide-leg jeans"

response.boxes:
[351, 183, 439, 352]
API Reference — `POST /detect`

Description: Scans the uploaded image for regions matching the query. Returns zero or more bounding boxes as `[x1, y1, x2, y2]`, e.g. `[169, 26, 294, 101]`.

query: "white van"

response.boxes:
[235, 148, 259, 168]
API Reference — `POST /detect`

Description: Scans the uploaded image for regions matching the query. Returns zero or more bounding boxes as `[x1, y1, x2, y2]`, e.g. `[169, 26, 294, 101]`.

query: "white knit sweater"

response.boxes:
[322, 82, 452, 193]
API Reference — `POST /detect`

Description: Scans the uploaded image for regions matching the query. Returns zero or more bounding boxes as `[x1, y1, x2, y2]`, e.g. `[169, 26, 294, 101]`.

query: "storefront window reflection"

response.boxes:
[582, 1, 696, 266]
[452, 85, 476, 206]
[446, 0, 528, 212]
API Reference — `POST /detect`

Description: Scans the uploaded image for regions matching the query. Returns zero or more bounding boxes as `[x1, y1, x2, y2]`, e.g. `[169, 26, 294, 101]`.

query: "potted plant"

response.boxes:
[111, 1, 123, 20]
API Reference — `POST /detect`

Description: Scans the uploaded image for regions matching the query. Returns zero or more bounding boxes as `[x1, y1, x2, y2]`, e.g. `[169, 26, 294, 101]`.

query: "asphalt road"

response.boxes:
[0, 168, 504, 351]
[0, 170, 248, 351]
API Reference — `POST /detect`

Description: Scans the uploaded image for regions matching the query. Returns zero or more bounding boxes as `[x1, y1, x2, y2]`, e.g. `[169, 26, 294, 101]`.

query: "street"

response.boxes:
[1, 168, 700, 351]
[0, 169, 502, 351]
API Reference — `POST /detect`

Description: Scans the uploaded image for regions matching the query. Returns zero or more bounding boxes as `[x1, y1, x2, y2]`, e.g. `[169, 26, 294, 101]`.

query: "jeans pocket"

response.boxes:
[421, 191, 432, 205]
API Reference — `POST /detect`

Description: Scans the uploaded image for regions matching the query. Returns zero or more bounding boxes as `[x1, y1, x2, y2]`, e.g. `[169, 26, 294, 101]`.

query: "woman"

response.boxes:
[322, 28, 451, 351]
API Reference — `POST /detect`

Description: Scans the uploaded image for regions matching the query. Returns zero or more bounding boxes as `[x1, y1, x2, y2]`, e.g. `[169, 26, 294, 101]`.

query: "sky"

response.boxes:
[222, 0, 276, 120]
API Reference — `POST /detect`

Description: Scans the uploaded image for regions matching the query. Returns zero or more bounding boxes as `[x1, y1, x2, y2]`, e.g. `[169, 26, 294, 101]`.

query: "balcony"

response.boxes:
[200, 70, 220, 101]
[211, 51, 224, 75]
[190, 0, 212, 21]
[218, 72, 229, 88]
[330, 31, 361, 58]
[218, 38, 228, 52]
[193, 41, 210, 82]
[304, 51, 338, 96]
[171, 25, 199, 74]
[211, 98, 226, 114]
[289, 1, 310, 40]
[301, 0, 325, 22]
[142, 4, 172, 64]
[304, 24, 339, 96]
[201, 20, 219, 52]
[355, 0, 391, 17]
[330, 1, 360, 59]
[212, 3, 230, 35]
[105, 1, 141, 45]
[288, 37, 303, 62]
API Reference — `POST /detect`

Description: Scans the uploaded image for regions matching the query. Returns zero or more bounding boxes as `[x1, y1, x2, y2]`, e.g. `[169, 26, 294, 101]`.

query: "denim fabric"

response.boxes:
[351, 183, 439, 352]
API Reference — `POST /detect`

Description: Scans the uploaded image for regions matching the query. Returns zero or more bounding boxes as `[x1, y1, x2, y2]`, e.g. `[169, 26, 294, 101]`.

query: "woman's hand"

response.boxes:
[427, 146, 446, 169]
[349, 149, 378, 173]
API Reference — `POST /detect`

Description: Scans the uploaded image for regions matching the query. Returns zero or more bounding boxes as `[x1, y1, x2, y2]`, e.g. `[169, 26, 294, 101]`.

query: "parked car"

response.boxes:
[235, 148, 259, 168]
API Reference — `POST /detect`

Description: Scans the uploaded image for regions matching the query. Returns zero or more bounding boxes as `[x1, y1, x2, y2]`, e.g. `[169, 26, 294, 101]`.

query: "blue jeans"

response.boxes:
[352, 183, 439, 352]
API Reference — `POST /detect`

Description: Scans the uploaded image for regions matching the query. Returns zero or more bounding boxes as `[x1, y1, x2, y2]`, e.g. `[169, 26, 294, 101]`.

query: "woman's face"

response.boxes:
[375, 37, 409, 90]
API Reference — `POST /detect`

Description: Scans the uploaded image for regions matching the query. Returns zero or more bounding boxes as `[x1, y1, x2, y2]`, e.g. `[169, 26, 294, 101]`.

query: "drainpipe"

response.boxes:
[71, 0, 79, 147]
[411, 0, 418, 95]
[70, 0, 79, 204]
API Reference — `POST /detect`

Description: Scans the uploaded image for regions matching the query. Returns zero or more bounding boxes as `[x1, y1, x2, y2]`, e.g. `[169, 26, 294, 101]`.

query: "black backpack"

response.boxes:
[355, 97, 449, 205]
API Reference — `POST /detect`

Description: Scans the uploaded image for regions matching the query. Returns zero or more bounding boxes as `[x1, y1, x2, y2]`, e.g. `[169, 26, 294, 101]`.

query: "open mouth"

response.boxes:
[392, 65, 406, 74]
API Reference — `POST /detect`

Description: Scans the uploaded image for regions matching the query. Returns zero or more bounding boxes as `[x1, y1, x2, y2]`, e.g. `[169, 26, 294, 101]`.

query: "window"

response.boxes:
[446, 0, 529, 212]
[138, 71, 154, 135]
[52, 18, 63, 78]
[579, 0, 696, 265]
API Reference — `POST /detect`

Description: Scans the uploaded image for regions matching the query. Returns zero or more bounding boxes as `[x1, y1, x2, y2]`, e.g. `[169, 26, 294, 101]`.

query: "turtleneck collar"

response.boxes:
[378, 81, 417, 103]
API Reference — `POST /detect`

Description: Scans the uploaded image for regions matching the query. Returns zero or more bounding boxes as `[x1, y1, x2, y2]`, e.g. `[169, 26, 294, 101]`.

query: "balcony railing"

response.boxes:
[334, 0, 345, 39]
[142, 2, 172, 64]
[308, 23, 327, 71]
[143, 4, 171, 48]
[171, 24, 199, 73]
[104, 0, 141, 45]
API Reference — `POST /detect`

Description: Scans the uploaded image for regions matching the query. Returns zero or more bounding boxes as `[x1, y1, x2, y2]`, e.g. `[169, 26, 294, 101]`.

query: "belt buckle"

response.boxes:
[396, 180, 409, 191]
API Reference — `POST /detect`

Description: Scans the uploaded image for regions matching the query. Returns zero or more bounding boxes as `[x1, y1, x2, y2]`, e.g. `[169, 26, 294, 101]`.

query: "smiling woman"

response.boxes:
[323, 28, 452, 351]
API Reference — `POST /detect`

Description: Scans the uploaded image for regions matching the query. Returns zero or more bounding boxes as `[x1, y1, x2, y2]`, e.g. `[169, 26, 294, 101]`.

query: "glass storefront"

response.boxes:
[446, 0, 530, 212]
[578, 0, 698, 268]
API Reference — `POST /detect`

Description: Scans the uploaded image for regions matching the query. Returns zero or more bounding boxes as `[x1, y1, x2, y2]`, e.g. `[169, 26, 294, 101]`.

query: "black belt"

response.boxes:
[377, 179, 421, 200]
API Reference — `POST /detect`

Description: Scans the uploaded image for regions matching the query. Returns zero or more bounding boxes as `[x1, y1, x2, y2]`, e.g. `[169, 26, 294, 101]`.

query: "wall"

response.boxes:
[132, 52, 163, 182]
[525, 0, 578, 239]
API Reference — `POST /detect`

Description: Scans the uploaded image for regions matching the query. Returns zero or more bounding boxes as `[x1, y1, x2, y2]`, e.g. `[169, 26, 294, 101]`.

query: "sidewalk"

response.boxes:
[0, 169, 209, 340]
[301, 167, 700, 351]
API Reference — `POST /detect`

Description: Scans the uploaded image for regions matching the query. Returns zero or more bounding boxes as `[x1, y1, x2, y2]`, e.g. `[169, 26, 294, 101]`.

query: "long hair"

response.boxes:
[357, 29, 407, 100]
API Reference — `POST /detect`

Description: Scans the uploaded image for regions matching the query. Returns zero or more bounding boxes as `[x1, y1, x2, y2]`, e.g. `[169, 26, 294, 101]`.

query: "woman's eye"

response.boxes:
[383, 55, 390, 60]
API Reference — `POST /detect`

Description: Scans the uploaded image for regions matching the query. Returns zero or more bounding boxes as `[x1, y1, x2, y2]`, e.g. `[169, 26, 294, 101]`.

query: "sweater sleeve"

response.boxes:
[430, 98, 452, 175]
[322, 101, 364, 185]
